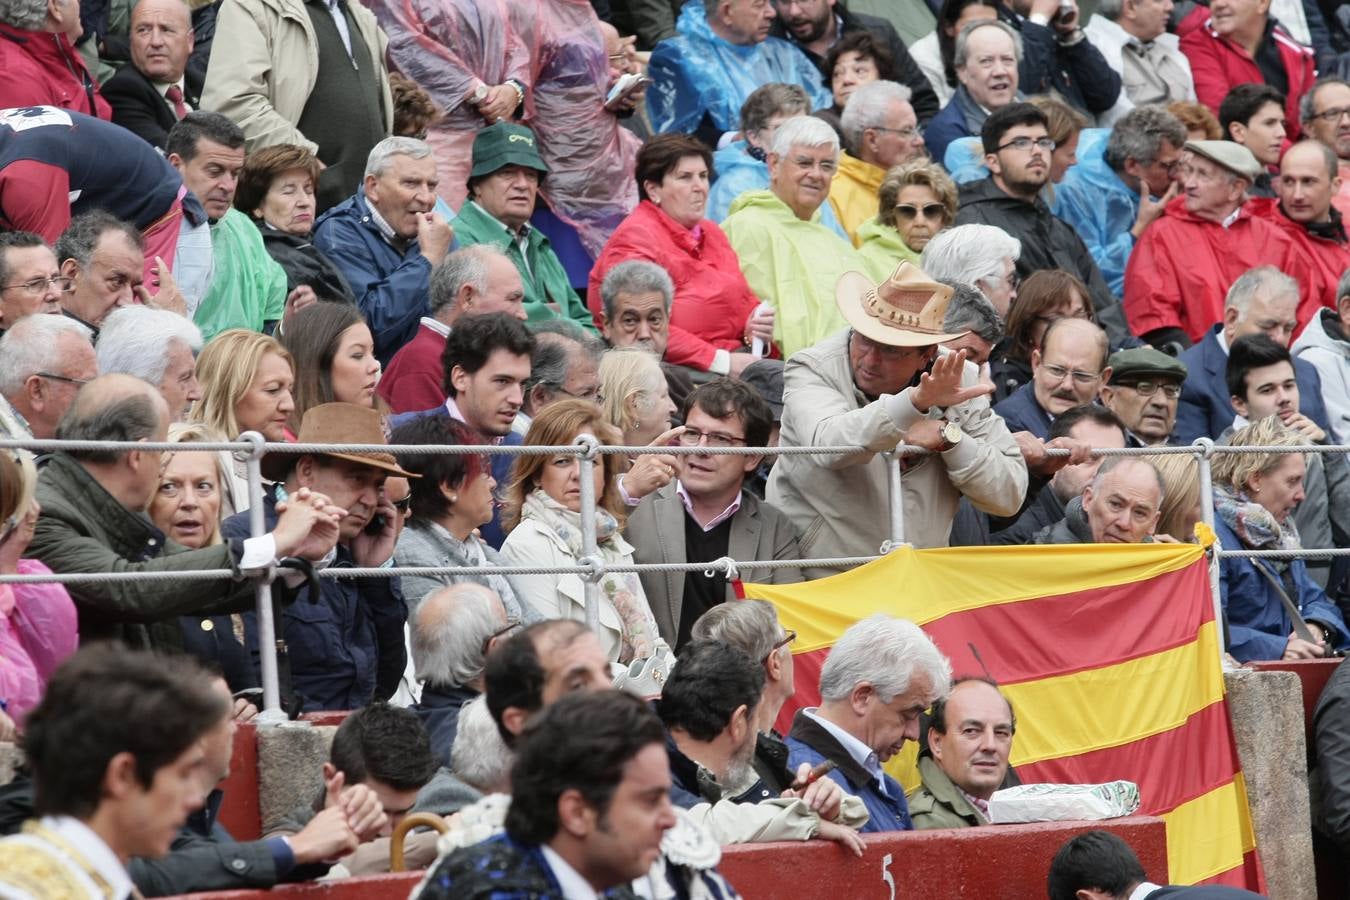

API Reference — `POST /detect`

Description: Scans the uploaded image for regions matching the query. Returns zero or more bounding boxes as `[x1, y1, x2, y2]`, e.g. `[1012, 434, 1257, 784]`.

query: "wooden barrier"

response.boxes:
[215, 723, 259, 842]
[167, 816, 1168, 900]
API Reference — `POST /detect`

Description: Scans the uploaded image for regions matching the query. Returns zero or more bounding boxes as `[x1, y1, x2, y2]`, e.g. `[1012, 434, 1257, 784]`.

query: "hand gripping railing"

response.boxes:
[4, 434, 1349, 715]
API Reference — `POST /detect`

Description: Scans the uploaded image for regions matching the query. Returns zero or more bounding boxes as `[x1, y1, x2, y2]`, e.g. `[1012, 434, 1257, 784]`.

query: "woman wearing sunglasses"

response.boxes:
[858, 160, 959, 281]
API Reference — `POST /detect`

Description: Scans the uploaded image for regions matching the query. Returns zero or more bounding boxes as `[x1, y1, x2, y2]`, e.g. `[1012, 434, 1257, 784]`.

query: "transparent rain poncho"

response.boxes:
[368, 0, 529, 210]
[512, 0, 641, 259]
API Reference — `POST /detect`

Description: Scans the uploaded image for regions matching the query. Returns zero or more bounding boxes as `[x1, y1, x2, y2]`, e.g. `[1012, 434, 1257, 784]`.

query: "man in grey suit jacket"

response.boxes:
[626, 379, 803, 649]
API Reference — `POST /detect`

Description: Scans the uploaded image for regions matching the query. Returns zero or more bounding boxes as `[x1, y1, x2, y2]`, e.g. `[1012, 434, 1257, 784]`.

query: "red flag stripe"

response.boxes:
[921, 562, 1213, 686]
[1014, 699, 1241, 815]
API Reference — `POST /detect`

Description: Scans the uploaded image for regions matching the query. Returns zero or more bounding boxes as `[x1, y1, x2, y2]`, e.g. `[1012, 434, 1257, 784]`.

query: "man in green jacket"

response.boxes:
[28, 374, 343, 650]
[451, 122, 595, 333]
[908, 677, 1016, 830]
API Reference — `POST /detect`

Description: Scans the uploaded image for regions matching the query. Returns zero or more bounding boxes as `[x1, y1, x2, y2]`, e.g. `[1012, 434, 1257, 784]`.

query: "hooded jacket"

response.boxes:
[956, 175, 1132, 348]
[1180, 13, 1316, 139]
[0, 25, 110, 120]
[647, 2, 831, 136]
[1051, 128, 1140, 297]
[1123, 195, 1308, 343]
[707, 141, 851, 239]
[827, 152, 887, 246]
[1248, 196, 1350, 328]
[722, 190, 862, 359]
[855, 216, 921, 282]
[1293, 308, 1350, 443]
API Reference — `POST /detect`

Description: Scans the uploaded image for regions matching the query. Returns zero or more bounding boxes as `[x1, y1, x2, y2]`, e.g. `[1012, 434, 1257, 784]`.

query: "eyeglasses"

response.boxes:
[996, 136, 1056, 153]
[390, 494, 413, 515]
[482, 618, 522, 657]
[872, 125, 923, 141]
[764, 629, 797, 662]
[849, 330, 933, 361]
[894, 202, 947, 221]
[1311, 106, 1350, 123]
[1118, 380, 1181, 399]
[35, 372, 90, 387]
[1040, 363, 1102, 386]
[550, 384, 604, 404]
[1, 275, 74, 296]
[677, 427, 747, 448]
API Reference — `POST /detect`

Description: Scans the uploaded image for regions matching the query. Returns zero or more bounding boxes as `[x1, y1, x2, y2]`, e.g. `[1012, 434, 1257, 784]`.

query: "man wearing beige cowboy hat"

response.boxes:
[767, 262, 1027, 577]
[222, 402, 420, 712]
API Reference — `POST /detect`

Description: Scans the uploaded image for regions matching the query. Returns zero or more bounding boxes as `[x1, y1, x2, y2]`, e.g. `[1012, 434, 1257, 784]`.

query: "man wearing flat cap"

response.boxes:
[1099, 347, 1188, 447]
[768, 263, 1027, 577]
[222, 402, 419, 712]
[451, 122, 595, 332]
[1123, 139, 1314, 351]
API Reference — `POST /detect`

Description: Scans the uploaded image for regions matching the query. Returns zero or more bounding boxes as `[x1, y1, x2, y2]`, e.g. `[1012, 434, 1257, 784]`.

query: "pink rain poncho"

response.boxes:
[0, 559, 78, 725]
[513, 0, 640, 259]
[367, 0, 529, 210]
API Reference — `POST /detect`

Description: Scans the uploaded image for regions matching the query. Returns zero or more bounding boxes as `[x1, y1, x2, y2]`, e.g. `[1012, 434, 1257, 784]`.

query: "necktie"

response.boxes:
[165, 84, 187, 120]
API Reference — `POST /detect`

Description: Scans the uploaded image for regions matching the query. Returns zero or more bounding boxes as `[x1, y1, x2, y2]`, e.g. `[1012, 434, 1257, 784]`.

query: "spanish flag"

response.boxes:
[741, 542, 1263, 890]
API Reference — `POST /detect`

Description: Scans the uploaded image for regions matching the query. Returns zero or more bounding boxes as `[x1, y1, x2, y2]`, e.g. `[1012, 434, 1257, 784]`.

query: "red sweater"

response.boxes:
[1124, 196, 1310, 342]
[1179, 12, 1315, 140]
[588, 200, 765, 370]
[377, 321, 447, 414]
[0, 25, 111, 121]
[1249, 196, 1350, 332]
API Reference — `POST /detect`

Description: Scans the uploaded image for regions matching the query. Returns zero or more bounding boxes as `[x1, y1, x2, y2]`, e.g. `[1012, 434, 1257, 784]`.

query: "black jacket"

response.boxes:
[101, 63, 204, 149]
[1315, 658, 1350, 852]
[771, 8, 940, 122]
[956, 176, 1131, 348]
[414, 682, 479, 769]
[995, 3, 1121, 115]
[258, 225, 358, 305]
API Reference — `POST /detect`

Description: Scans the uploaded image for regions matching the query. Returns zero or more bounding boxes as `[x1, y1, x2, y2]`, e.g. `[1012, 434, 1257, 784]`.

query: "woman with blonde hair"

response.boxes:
[499, 399, 659, 664]
[1153, 454, 1202, 543]
[190, 329, 297, 513]
[857, 160, 958, 281]
[599, 349, 676, 448]
[1212, 416, 1349, 661]
[0, 451, 78, 736]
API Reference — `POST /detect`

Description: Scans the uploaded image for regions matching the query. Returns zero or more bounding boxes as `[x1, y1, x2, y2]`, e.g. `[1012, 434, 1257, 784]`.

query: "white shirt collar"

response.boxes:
[1216, 328, 1231, 355]
[674, 479, 743, 532]
[1221, 206, 1243, 229]
[802, 708, 888, 795]
[540, 844, 600, 900]
[421, 316, 451, 338]
[1128, 883, 1162, 900]
[43, 815, 133, 900]
[366, 201, 399, 242]
[153, 77, 187, 98]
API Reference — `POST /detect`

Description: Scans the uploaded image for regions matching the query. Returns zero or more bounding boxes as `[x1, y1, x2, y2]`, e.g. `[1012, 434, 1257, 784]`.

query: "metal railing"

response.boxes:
[2, 433, 1345, 720]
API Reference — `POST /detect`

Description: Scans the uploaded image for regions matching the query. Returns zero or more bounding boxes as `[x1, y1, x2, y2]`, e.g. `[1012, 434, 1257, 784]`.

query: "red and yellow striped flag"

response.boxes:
[741, 542, 1262, 890]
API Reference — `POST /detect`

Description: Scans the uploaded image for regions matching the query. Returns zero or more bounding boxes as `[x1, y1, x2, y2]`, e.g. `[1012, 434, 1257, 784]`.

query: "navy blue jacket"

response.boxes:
[996, 4, 1122, 115]
[312, 191, 435, 363]
[414, 682, 478, 769]
[1176, 325, 1330, 444]
[784, 709, 912, 833]
[1215, 517, 1350, 662]
[387, 407, 520, 549]
[993, 381, 1053, 439]
[221, 491, 407, 712]
[923, 91, 973, 165]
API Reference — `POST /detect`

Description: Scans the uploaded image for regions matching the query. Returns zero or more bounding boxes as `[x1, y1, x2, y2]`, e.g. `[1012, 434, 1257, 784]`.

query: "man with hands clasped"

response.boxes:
[768, 262, 1027, 577]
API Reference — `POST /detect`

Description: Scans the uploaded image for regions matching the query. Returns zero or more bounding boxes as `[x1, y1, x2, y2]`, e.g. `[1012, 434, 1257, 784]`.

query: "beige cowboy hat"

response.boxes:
[835, 261, 967, 347]
[263, 402, 419, 481]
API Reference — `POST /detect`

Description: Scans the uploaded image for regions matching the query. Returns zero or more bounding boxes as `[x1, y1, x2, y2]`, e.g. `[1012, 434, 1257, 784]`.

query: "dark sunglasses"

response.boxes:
[894, 203, 946, 221]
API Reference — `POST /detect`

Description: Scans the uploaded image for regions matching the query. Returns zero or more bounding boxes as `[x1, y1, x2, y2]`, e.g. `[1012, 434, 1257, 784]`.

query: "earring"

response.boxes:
[653, 196, 661, 206]
[449, 493, 458, 503]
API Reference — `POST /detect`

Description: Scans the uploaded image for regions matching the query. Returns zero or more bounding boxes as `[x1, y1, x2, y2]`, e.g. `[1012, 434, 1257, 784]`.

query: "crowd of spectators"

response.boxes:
[6, 0, 1350, 891]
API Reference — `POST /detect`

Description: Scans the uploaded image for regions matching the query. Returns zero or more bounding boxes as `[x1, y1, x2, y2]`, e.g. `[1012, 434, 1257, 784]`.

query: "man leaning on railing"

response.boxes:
[26, 374, 345, 651]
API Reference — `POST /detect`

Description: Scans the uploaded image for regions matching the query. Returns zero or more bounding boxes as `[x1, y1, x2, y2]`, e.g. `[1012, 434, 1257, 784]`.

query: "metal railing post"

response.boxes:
[241, 431, 286, 724]
[1193, 438, 1226, 662]
[884, 450, 905, 548]
[575, 434, 602, 634]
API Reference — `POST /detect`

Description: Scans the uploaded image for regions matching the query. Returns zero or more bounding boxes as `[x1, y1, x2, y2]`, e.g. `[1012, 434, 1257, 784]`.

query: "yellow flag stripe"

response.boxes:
[1161, 773, 1258, 884]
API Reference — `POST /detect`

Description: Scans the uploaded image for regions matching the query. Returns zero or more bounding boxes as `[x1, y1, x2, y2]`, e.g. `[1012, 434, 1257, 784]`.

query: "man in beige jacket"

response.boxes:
[202, 0, 394, 211]
[768, 262, 1027, 578]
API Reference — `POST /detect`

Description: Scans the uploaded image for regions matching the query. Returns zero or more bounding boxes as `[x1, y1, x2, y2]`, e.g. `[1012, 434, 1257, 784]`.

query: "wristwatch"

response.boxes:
[470, 83, 490, 106]
[938, 420, 963, 452]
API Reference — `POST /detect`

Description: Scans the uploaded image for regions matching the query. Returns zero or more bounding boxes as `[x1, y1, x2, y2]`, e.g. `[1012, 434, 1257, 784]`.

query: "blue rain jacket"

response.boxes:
[1051, 128, 1139, 298]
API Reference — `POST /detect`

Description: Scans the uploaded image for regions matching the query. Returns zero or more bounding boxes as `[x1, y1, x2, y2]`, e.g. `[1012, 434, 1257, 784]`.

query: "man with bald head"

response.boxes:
[1251, 139, 1350, 323]
[994, 318, 1111, 440]
[28, 374, 345, 650]
[102, 0, 202, 149]
[410, 584, 513, 768]
[1033, 457, 1165, 544]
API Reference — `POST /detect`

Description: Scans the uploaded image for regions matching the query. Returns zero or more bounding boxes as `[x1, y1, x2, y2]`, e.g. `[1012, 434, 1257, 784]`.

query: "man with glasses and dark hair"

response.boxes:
[626, 378, 802, 650]
[995, 318, 1111, 440]
[0, 231, 65, 335]
[0, 313, 96, 442]
[770, 263, 1025, 575]
[1099, 347, 1187, 447]
[955, 102, 1130, 347]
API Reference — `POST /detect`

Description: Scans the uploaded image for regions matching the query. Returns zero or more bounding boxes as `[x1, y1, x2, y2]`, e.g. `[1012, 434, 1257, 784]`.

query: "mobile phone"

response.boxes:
[364, 513, 387, 536]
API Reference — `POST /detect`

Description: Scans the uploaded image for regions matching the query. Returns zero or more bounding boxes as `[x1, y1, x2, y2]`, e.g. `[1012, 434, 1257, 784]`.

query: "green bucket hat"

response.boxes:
[469, 122, 549, 179]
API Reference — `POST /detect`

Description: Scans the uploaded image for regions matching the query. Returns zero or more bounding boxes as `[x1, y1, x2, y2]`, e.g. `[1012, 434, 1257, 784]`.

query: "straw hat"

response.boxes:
[834, 261, 966, 347]
[263, 403, 418, 481]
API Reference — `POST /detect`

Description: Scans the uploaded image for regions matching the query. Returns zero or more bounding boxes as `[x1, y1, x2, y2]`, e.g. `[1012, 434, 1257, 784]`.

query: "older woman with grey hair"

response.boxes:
[920, 222, 1022, 318]
[858, 159, 959, 281]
